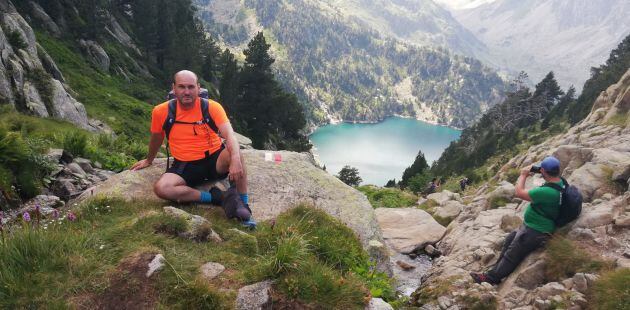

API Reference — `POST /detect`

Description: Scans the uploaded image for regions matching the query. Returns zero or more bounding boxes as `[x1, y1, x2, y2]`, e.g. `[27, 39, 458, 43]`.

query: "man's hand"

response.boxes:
[131, 159, 152, 171]
[228, 155, 244, 182]
[520, 166, 532, 177]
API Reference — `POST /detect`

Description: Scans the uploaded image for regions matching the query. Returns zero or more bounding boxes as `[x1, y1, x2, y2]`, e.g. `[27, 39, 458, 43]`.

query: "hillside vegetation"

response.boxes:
[199, 0, 507, 128]
[429, 33, 630, 181]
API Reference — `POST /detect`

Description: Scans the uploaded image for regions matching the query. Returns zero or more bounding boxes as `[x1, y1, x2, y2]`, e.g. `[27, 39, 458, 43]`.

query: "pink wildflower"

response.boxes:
[23, 211, 31, 222]
[67, 212, 77, 222]
[52, 209, 59, 219]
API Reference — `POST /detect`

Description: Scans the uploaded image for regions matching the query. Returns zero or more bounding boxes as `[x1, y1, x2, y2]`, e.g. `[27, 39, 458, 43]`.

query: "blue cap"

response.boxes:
[540, 156, 560, 173]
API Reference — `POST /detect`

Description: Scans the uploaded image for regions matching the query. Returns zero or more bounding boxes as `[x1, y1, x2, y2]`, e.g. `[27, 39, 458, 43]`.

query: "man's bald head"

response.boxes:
[173, 70, 198, 84]
[172, 70, 200, 108]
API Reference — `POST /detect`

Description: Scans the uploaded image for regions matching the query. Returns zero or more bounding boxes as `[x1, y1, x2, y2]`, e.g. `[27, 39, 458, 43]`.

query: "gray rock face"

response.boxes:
[23, 80, 48, 116]
[486, 181, 516, 201]
[105, 16, 140, 54]
[49, 79, 93, 130]
[37, 43, 64, 82]
[79, 39, 110, 72]
[236, 280, 273, 310]
[0, 60, 13, 105]
[375, 208, 446, 254]
[29, 1, 61, 37]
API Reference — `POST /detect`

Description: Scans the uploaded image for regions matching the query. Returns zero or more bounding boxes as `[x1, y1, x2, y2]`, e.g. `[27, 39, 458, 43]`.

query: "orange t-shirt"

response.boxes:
[150, 98, 229, 161]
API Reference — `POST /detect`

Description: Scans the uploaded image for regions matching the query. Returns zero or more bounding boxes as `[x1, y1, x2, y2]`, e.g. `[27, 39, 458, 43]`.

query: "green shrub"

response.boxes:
[488, 196, 510, 209]
[590, 268, 630, 310]
[7, 30, 27, 50]
[161, 280, 230, 310]
[62, 131, 88, 157]
[544, 236, 613, 281]
[408, 171, 433, 195]
[505, 168, 520, 184]
[357, 186, 417, 209]
[152, 215, 188, 237]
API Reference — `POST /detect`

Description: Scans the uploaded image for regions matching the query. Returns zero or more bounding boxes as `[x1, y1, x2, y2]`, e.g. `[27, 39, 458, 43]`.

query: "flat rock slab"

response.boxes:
[236, 280, 273, 310]
[75, 150, 386, 266]
[375, 208, 446, 254]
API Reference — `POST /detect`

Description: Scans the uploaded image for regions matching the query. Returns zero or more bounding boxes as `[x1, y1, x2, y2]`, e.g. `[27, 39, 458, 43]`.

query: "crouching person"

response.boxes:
[470, 156, 564, 284]
[131, 70, 255, 228]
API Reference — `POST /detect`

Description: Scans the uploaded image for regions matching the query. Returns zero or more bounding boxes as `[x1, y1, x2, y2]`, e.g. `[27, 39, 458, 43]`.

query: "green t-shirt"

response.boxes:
[523, 180, 564, 233]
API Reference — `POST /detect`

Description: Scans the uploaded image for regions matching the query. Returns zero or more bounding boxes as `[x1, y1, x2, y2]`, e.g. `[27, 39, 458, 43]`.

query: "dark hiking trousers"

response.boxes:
[486, 225, 550, 283]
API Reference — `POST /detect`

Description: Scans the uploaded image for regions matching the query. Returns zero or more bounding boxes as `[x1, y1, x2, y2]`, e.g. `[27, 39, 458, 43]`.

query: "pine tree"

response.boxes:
[337, 165, 362, 187]
[219, 49, 240, 123]
[400, 151, 429, 188]
[533, 71, 564, 110]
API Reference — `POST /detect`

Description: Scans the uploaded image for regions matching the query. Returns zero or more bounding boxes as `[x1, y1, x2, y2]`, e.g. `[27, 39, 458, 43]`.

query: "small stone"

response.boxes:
[408, 253, 418, 259]
[573, 273, 588, 294]
[562, 278, 574, 290]
[437, 296, 452, 309]
[146, 254, 165, 277]
[614, 215, 630, 228]
[396, 260, 415, 271]
[366, 298, 394, 310]
[200, 262, 225, 280]
[623, 251, 630, 259]
[236, 280, 273, 310]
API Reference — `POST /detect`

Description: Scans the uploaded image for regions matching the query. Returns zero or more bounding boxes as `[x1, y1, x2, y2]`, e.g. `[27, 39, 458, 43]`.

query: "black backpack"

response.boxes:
[534, 177, 583, 227]
[162, 88, 219, 169]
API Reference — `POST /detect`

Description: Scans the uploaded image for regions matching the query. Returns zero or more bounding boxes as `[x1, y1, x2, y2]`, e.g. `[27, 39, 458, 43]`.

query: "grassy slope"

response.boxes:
[0, 198, 393, 308]
[35, 32, 161, 142]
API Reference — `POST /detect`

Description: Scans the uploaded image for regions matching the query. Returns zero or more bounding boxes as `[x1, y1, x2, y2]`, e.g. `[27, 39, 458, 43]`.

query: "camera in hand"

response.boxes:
[530, 165, 541, 173]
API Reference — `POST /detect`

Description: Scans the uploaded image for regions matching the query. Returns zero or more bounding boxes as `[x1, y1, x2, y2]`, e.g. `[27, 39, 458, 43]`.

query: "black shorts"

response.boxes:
[166, 145, 228, 187]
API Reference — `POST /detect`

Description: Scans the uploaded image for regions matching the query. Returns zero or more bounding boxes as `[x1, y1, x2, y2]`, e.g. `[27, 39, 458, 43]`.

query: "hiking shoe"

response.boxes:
[209, 186, 224, 205]
[241, 218, 257, 230]
[470, 272, 495, 284]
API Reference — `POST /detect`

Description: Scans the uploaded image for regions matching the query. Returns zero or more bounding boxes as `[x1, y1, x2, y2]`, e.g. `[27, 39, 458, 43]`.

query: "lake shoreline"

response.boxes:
[307, 114, 465, 136]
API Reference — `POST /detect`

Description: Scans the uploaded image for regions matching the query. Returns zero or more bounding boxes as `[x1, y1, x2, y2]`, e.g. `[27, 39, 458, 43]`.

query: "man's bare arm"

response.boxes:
[514, 166, 532, 201]
[131, 132, 165, 170]
[218, 122, 243, 181]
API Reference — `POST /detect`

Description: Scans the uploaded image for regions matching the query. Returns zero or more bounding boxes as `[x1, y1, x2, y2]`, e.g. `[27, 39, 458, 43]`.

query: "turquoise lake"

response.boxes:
[309, 117, 461, 186]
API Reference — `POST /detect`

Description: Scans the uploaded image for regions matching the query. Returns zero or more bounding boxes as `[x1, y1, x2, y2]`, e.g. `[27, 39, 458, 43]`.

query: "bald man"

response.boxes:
[131, 70, 253, 224]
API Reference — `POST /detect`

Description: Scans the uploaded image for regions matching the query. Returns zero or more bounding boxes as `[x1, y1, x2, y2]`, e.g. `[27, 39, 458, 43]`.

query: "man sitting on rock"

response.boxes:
[470, 156, 563, 285]
[131, 70, 254, 226]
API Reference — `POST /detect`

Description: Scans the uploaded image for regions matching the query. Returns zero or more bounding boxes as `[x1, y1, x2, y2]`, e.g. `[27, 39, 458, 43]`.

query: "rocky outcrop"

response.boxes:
[79, 39, 110, 72]
[0, 0, 99, 131]
[75, 149, 389, 270]
[28, 1, 60, 37]
[412, 69, 630, 309]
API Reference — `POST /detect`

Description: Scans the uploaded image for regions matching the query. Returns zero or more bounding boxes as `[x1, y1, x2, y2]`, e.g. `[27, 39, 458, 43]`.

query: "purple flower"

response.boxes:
[67, 212, 77, 222]
[52, 209, 59, 219]
[23, 212, 31, 222]
[35, 205, 40, 213]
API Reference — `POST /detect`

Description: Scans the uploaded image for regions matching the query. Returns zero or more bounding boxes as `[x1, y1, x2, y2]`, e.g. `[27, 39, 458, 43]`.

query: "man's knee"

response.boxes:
[153, 179, 168, 199]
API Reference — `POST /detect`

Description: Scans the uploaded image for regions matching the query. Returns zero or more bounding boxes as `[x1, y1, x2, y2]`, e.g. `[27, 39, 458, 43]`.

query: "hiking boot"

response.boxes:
[209, 186, 224, 205]
[470, 272, 496, 285]
[241, 217, 257, 230]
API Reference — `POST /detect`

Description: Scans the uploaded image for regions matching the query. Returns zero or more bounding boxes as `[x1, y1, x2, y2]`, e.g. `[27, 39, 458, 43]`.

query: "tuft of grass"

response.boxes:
[544, 236, 613, 281]
[604, 112, 628, 127]
[278, 257, 368, 309]
[504, 168, 520, 184]
[151, 214, 188, 237]
[432, 214, 453, 227]
[589, 268, 630, 310]
[357, 185, 417, 209]
[161, 280, 231, 310]
[62, 131, 88, 157]
[488, 196, 510, 209]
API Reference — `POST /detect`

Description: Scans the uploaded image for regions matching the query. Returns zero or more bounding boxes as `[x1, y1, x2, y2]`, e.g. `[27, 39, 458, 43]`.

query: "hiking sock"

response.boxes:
[239, 193, 249, 204]
[199, 191, 212, 203]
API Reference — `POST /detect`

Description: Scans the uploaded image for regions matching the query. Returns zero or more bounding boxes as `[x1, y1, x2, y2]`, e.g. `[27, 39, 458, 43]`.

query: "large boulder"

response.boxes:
[433, 200, 463, 220]
[163, 206, 222, 242]
[375, 208, 446, 254]
[49, 79, 93, 131]
[76, 149, 388, 267]
[29, 1, 61, 37]
[79, 39, 110, 72]
[23, 80, 48, 117]
[426, 190, 461, 205]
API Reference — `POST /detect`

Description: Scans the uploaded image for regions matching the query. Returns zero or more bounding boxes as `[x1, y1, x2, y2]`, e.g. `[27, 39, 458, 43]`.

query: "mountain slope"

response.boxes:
[452, 0, 630, 90]
[195, 0, 507, 128]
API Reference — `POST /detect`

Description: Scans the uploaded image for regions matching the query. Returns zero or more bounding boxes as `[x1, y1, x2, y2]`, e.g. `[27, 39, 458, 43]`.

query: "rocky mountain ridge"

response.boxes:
[409, 68, 630, 308]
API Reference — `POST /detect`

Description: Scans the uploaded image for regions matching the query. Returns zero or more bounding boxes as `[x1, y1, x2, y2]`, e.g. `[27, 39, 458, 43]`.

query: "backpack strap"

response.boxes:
[200, 98, 219, 134]
[162, 99, 178, 140]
